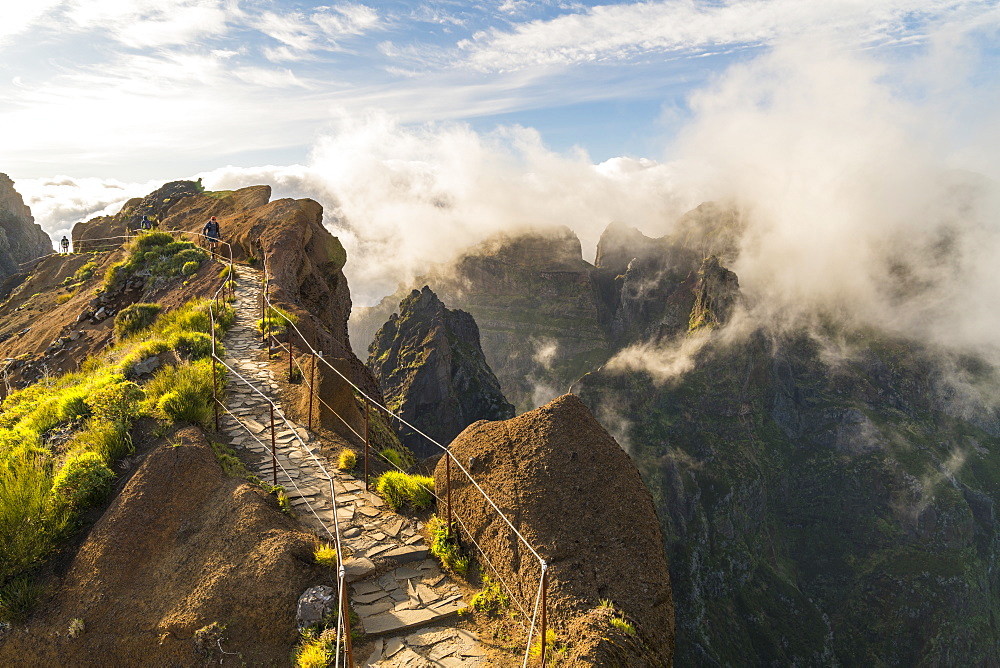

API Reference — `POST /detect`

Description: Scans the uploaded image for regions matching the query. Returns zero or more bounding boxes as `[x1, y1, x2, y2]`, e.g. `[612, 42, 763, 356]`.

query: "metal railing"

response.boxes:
[255, 246, 552, 667]
[206, 247, 358, 666]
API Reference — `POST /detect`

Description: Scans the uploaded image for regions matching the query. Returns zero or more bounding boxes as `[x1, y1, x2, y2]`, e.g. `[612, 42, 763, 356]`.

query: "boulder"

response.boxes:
[435, 394, 674, 666]
[296, 585, 336, 630]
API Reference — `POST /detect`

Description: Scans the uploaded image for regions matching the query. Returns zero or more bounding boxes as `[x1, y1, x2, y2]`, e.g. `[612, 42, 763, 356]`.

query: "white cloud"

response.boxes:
[460, 0, 992, 72]
[312, 4, 380, 37]
[64, 0, 230, 48]
[14, 175, 160, 248]
[0, 0, 63, 44]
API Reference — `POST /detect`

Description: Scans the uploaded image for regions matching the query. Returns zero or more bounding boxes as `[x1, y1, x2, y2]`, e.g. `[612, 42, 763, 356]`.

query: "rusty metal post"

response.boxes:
[540, 566, 548, 666]
[288, 320, 294, 381]
[308, 352, 316, 431]
[446, 453, 452, 531]
[364, 400, 370, 492]
[270, 403, 278, 487]
[212, 362, 219, 432]
[341, 575, 355, 666]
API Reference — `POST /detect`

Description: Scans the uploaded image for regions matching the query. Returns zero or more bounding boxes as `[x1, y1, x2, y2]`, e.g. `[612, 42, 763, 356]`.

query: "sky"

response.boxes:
[3, 0, 1000, 338]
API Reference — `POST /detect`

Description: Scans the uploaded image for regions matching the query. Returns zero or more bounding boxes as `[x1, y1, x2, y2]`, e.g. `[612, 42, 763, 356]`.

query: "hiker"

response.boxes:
[202, 215, 221, 255]
[139, 215, 152, 231]
[60, 236, 70, 254]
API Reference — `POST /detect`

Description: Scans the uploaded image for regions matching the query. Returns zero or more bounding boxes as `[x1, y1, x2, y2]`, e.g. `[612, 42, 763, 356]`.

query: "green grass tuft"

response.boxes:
[376, 471, 435, 511]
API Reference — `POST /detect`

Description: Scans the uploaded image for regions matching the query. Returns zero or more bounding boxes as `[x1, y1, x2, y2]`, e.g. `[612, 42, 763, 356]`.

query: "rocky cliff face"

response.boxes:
[368, 286, 514, 457]
[435, 394, 674, 666]
[0, 174, 51, 278]
[576, 255, 1000, 665]
[352, 226, 614, 412]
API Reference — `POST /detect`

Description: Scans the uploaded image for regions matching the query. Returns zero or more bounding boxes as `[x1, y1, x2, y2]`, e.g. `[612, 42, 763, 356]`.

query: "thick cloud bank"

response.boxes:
[18, 28, 1000, 372]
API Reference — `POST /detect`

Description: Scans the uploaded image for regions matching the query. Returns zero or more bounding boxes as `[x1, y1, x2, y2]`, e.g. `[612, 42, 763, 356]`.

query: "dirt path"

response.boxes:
[220, 268, 485, 667]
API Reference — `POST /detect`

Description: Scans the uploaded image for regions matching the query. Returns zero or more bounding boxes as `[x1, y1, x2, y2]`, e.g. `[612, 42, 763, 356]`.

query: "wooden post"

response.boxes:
[364, 401, 370, 492]
[308, 352, 316, 431]
[540, 567, 548, 666]
[260, 278, 266, 345]
[270, 403, 278, 487]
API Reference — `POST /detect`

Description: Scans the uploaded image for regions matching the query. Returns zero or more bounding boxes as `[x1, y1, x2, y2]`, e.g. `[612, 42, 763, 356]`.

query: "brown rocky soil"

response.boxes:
[0, 246, 228, 393]
[0, 427, 325, 667]
[434, 393, 674, 666]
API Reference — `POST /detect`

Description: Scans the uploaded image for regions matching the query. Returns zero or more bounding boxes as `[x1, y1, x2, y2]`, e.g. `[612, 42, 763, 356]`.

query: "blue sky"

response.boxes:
[3, 1, 1000, 318]
[3, 0, 996, 179]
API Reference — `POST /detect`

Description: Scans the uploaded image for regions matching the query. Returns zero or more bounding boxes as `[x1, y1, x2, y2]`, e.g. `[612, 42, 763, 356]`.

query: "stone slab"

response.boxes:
[344, 557, 376, 582]
[394, 567, 421, 580]
[352, 581, 383, 596]
[352, 591, 390, 605]
[363, 607, 455, 636]
[382, 546, 429, 564]
[355, 599, 394, 618]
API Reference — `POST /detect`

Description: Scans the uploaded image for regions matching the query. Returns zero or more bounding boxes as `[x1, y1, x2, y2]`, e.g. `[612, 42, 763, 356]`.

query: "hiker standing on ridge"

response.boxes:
[202, 216, 221, 255]
[139, 215, 152, 231]
[60, 236, 70, 254]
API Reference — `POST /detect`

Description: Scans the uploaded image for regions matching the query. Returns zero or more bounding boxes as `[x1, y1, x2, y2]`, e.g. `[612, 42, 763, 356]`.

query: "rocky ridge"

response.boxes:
[0, 174, 52, 280]
[367, 286, 514, 458]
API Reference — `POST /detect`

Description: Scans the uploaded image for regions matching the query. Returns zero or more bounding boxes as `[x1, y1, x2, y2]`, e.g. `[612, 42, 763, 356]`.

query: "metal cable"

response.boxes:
[257, 261, 545, 568]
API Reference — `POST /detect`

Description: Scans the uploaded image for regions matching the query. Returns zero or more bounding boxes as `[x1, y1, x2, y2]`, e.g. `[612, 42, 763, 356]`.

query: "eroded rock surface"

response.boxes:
[368, 286, 513, 457]
[436, 394, 674, 666]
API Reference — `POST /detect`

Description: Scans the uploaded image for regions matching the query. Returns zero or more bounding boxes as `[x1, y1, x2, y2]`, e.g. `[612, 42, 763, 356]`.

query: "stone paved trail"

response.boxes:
[219, 267, 484, 667]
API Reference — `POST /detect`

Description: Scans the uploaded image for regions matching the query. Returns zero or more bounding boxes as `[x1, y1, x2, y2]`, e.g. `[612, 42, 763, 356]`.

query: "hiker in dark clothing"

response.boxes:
[140, 215, 152, 231]
[202, 216, 221, 254]
[60, 236, 70, 254]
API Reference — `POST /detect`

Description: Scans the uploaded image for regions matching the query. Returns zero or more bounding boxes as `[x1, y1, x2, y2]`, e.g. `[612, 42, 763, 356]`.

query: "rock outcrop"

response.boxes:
[0, 174, 51, 279]
[72, 181, 378, 402]
[368, 286, 514, 458]
[0, 428, 322, 666]
[435, 394, 674, 666]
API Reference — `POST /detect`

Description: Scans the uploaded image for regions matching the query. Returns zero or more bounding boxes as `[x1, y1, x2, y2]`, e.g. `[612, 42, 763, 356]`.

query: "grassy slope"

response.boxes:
[0, 232, 234, 622]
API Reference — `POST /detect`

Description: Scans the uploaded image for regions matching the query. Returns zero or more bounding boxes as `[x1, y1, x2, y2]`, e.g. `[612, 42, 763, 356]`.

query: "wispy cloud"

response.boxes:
[459, 0, 992, 72]
[63, 0, 230, 48]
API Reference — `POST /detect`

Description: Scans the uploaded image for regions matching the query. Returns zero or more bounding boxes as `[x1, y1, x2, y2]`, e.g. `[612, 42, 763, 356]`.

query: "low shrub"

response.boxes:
[256, 305, 297, 336]
[380, 447, 405, 470]
[55, 293, 73, 305]
[609, 616, 636, 636]
[87, 381, 144, 425]
[114, 303, 161, 339]
[295, 630, 334, 668]
[181, 261, 199, 276]
[72, 261, 98, 283]
[376, 471, 434, 511]
[50, 451, 114, 509]
[314, 544, 338, 568]
[148, 361, 214, 425]
[168, 331, 213, 359]
[337, 449, 357, 471]
[210, 442, 251, 479]
[428, 515, 469, 575]
[470, 573, 509, 615]
[0, 576, 43, 624]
